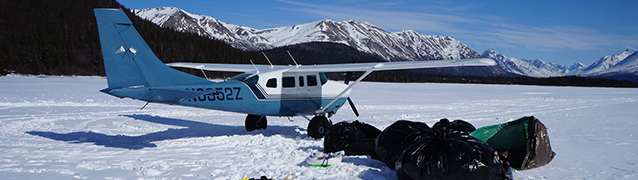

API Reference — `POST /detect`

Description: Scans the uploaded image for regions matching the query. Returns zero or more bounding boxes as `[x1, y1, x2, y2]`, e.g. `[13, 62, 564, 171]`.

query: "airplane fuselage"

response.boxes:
[104, 74, 349, 117]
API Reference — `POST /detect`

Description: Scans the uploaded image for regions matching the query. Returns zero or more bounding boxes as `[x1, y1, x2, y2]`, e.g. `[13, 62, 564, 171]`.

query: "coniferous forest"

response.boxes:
[0, 0, 269, 76]
[1, 0, 636, 87]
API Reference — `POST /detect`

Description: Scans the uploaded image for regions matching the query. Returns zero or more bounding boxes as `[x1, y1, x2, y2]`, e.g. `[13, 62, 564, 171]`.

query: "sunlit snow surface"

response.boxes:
[1, 75, 637, 179]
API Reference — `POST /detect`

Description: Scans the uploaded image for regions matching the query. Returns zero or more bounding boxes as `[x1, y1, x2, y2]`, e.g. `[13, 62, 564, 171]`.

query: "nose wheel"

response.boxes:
[245, 114, 267, 131]
[307, 116, 332, 139]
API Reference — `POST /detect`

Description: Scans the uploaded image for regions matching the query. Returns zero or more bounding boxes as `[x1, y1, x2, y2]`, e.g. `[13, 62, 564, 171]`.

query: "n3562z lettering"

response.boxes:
[187, 87, 243, 102]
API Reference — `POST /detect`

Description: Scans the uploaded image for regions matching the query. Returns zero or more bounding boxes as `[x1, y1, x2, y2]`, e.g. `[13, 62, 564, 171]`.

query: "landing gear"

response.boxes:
[245, 114, 267, 131]
[308, 116, 332, 139]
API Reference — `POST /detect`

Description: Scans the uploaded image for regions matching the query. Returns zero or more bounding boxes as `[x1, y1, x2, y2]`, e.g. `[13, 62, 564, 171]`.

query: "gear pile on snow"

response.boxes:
[323, 116, 555, 180]
[323, 120, 380, 157]
[376, 119, 511, 180]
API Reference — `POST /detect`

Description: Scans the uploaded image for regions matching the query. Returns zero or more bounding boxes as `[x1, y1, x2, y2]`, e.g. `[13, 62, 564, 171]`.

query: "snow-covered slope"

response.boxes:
[589, 51, 638, 82]
[580, 49, 636, 76]
[482, 49, 582, 77]
[133, 7, 482, 61]
[563, 62, 587, 76]
[604, 51, 638, 73]
[3, 75, 638, 179]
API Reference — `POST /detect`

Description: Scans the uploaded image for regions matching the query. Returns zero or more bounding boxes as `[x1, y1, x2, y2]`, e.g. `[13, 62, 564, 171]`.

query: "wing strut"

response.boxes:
[315, 64, 381, 114]
[287, 51, 300, 67]
[261, 52, 274, 69]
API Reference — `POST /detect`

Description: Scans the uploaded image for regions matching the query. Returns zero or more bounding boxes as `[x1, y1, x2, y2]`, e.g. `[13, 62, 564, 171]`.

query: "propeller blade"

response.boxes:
[344, 72, 353, 84]
[347, 97, 360, 117]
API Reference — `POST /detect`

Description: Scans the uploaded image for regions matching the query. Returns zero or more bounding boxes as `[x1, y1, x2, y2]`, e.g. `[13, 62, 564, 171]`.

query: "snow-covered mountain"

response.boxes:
[564, 62, 587, 76]
[583, 51, 638, 82]
[482, 49, 585, 77]
[133, 7, 483, 61]
[603, 51, 638, 73]
[579, 49, 636, 76]
[482, 48, 638, 80]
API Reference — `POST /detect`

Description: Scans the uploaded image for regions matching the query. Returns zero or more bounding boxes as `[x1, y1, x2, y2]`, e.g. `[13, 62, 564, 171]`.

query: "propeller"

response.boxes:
[344, 72, 360, 117]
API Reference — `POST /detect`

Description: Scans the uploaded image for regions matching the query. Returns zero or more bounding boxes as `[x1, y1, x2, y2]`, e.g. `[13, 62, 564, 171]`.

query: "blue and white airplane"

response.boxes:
[95, 8, 496, 138]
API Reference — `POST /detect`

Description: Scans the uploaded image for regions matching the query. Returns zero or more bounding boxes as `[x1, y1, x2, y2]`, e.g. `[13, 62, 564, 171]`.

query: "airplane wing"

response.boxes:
[167, 62, 272, 72]
[167, 58, 496, 73]
[285, 58, 496, 73]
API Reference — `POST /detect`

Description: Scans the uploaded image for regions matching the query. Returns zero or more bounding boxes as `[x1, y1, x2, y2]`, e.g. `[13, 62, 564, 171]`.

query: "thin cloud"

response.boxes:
[272, 0, 637, 52]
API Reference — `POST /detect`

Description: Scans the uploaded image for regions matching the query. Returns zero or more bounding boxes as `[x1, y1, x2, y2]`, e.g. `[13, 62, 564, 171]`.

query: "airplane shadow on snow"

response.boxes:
[26, 114, 305, 150]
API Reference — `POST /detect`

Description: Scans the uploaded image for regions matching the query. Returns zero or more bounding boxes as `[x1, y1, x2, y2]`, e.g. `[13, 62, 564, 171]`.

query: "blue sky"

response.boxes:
[118, 0, 638, 66]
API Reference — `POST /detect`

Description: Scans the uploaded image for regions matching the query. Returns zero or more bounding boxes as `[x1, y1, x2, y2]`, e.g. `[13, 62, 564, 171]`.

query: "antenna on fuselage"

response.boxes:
[261, 52, 274, 69]
[286, 51, 300, 67]
[249, 60, 260, 73]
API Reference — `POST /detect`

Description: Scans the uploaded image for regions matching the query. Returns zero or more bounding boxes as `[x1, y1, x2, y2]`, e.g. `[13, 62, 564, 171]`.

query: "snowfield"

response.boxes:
[1, 75, 637, 179]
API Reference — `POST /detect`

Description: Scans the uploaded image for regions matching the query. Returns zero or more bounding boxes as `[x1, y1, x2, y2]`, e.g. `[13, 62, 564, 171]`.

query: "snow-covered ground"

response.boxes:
[1, 75, 637, 179]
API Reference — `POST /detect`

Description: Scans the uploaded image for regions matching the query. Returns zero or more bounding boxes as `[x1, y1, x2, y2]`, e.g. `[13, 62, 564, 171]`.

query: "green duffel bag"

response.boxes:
[470, 116, 556, 170]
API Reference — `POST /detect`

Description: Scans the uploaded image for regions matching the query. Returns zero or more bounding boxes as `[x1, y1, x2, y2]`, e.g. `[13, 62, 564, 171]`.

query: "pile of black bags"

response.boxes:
[376, 119, 510, 180]
[323, 120, 381, 157]
[323, 116, 555, 180]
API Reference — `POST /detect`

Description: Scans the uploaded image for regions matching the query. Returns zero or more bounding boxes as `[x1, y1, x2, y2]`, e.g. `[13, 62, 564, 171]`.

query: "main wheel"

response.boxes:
[245, 114, 267, 131]
[307, 116, 332, 139]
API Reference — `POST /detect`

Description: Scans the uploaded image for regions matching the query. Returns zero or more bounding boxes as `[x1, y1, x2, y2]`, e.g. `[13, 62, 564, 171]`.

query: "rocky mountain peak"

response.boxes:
[133, 7, 483, 61]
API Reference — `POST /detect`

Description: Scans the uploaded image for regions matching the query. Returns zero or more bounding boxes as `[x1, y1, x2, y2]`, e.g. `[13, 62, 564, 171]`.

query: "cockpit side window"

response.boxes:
[319, 72, 328, 85]
[266, 78, 277, 88]
[243, 75, 259, 85]
[282, 77, 295, 88]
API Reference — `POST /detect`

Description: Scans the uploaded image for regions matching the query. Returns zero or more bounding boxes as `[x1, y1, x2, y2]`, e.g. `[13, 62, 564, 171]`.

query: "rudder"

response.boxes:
[94, 8, 208, 89]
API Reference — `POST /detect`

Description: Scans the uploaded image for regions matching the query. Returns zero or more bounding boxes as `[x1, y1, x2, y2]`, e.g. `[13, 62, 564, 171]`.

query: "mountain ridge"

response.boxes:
[482, 49, 587, 78]
[133, 7, 483, 62]
[586, 51, 638, 82]
[580, 49, 636, 76]
[482, 48, 637, 81]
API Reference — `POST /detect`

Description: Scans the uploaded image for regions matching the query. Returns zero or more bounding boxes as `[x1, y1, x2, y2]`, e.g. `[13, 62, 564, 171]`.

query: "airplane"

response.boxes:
[94, 8, 497, 139]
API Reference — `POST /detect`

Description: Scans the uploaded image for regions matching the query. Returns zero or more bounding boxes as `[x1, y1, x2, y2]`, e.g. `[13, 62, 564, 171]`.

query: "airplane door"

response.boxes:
[280, 73, 303, 115]
[280, 72, 323, 114]
[304, 73, 322, 111]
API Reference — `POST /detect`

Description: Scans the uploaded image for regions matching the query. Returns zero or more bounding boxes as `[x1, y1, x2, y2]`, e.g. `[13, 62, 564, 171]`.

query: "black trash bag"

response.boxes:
[323, 120, 381, 156]
[433, 118, 477, 134]
[395, 119, 511, 180]
[374, 120, 434, 169]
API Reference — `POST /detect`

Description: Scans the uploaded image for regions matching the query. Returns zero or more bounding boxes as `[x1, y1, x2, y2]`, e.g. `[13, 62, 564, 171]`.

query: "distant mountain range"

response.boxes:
[581, 49, 638, 81]
[482, 49, 586, 78]
[580, 49, 636, 76]
[483, 49, 638, 81]
[133, 7, 637, 81]
[133, 7, 483, 62]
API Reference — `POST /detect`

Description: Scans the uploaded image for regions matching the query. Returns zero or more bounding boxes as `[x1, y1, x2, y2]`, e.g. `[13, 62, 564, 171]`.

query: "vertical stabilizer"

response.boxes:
[94, 9, 208, 89]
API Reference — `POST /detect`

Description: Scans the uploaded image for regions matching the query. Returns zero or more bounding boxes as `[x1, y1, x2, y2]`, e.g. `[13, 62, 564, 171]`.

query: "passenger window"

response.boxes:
[307, 75, 317, 86]
[266, 78, 277, 88]
[299, 76, 305, 87]
[282, 77, 295, 88]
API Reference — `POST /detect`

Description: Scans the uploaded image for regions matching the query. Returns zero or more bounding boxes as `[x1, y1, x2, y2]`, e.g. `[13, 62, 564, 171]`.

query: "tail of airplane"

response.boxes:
[94, 8, 208, 90]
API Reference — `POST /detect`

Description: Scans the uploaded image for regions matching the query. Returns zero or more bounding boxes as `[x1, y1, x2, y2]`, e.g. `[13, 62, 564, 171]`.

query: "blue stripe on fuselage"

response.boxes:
[136, 81, 347, 116]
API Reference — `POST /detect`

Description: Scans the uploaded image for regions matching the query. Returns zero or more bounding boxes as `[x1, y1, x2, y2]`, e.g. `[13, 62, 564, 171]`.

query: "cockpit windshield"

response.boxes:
[229, 73, 253, 81]
[229, 73, 258, 85]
